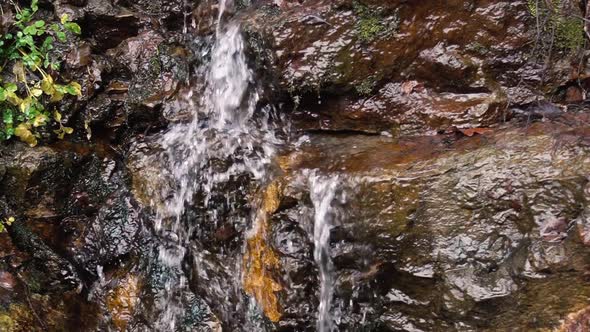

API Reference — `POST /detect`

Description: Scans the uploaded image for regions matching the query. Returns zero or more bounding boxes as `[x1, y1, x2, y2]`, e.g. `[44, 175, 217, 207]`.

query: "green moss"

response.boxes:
[358, 16, 384, 42]
[527, 0, 585, 51]
[355, 78, 377, 96]
[353, 1, 399, 43]
[555, 17, 585, 50]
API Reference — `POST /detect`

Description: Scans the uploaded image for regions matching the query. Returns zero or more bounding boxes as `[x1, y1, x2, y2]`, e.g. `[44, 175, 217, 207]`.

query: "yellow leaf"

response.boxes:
[14, 124, 37, 147]
[31, 88, 43, 97]
[54, 111, 62, 122]
[63, 127, 74, 134]
[53, 129, 65, 140]
[6, 92, 22, 106]
[50, 90, 64, 102]
[68, 82, 82, 96]
[60, 14, 69, 24]
[32, 114, 48, 127]
[19, 98, 31, 113]
[6, 217, 15, 225]
[41, 76, 55, 95]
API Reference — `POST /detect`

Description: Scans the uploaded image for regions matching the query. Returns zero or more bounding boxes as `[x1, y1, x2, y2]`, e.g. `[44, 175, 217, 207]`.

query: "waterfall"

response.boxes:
[151, 0, 282, 329]
[309, 173, 343, 332]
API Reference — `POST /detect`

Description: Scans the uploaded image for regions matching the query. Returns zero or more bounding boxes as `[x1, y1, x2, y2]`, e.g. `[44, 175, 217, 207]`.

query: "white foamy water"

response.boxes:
[309, 173, 343, 332]
[151, 0, 282, 328]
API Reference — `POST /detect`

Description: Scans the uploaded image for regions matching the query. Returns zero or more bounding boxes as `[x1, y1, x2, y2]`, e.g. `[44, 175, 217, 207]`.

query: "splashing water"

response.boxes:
[309, 173, 343, 332]
[151, 0, 283, 328]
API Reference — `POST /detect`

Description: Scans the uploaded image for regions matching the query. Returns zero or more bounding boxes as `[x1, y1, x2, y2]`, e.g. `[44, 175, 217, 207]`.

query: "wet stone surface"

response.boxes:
[257, 115, 590, 331]
[241, 0, 578, 135]
[0, 0, 589, 330]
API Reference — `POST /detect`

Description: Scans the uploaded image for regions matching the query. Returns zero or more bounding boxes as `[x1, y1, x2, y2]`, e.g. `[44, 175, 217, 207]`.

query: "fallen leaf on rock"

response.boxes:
[459, 128, 491, 137]
[401, 80, 425, 95]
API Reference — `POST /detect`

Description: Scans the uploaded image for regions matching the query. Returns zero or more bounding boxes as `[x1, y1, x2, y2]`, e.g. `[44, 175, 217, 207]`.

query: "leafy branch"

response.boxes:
[0, 0, 82, 146]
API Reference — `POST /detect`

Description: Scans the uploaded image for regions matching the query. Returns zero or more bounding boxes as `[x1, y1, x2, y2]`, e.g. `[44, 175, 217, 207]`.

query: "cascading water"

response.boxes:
[147, 1, 348, 330]
[308, 172, 345, 332]
[150, 0, 283, 329]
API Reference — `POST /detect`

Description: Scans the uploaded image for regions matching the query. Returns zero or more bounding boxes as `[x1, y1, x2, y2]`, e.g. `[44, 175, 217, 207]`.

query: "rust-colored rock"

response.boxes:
[243, 181, 284, 322]
[106, 275, 141, 331]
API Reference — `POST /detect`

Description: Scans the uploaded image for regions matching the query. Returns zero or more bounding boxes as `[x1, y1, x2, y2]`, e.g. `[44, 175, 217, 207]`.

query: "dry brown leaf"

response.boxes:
[459, 128, 491, 137]
[401, 80, 424, 95]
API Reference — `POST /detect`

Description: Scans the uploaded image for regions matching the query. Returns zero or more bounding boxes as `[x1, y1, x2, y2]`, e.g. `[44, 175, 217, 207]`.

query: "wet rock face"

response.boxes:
[62, 156, 141, 277]
[243, 0, 575, 134]
[127, 136, 260, 330]
[46, 0, 195, 144]
[262, 117, 590, 330]
[0, 142, 152, 330]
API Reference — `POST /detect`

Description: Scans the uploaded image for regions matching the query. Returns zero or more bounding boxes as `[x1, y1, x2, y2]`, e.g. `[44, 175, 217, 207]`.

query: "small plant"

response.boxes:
[554, 17, 585, 50]
[355, 77, 376, 96]
[527, 0, 585, 51]
[0, 0, 82, 146]
[353, 1, 385, 42]
[0, 217, 15, 233]
[352, 1, 400, 43]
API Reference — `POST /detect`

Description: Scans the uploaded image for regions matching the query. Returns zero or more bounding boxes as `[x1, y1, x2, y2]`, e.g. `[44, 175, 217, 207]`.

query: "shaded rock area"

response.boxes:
[0, 139, 221, 330]
[0, 0, 590, 331]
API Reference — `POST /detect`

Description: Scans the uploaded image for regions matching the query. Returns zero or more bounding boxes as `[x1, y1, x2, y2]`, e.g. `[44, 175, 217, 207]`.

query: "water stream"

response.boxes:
[309, 174, 340, 332]
[151, 0, 282, 328]
[307, 172, 353, 332]
[149, 1, 350, 329]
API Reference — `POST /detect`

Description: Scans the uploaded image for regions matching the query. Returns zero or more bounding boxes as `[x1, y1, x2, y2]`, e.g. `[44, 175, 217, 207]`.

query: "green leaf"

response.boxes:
[64, 22, 81, 35]
[23, 25, 37, 36]
[4, 83, 17, 93]
[35, 20, 45, 28]
[3, 111, 13, 124]
[42, 37, 54, 51]
[65, 82, 82, 96]
[56, 31, 66, 42]
[0, 88, 6, 102]
[5, 126, 14, 138]
[31, 0, 39, 12]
